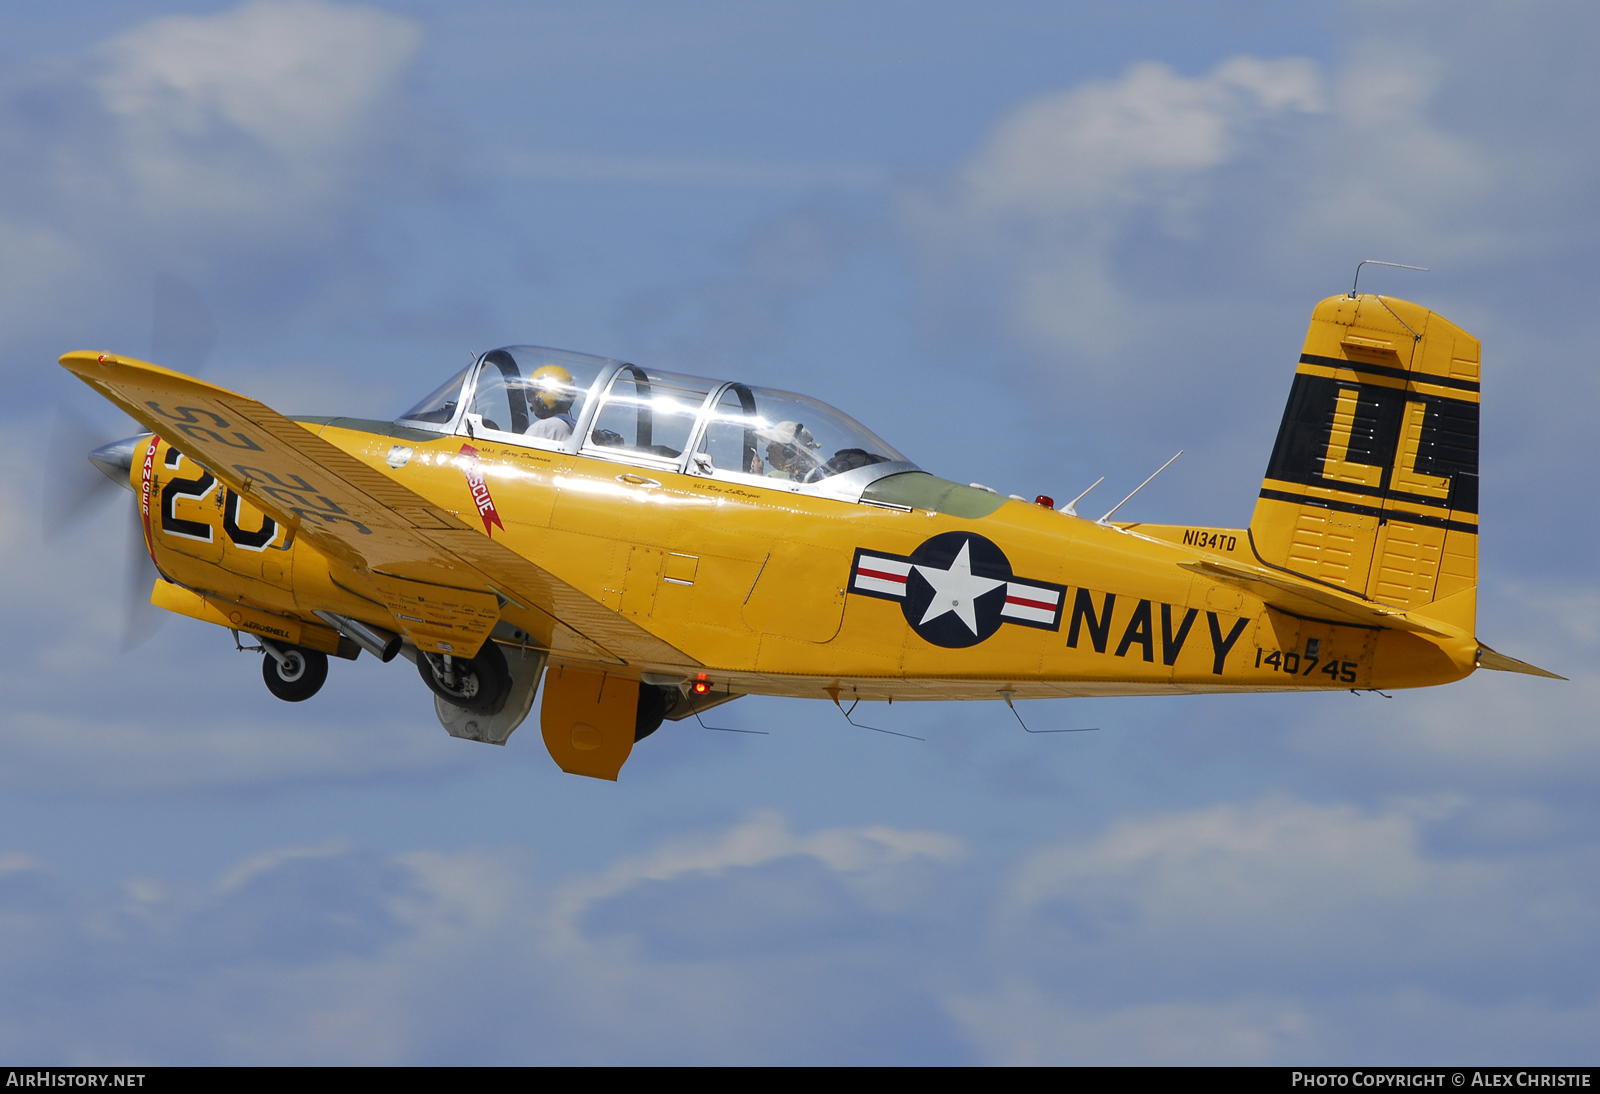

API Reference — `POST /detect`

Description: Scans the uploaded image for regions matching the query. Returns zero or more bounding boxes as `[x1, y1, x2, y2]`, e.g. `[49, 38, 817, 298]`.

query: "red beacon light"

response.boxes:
[692, 674, 712, 695]
[1034, 495, 1055, 509]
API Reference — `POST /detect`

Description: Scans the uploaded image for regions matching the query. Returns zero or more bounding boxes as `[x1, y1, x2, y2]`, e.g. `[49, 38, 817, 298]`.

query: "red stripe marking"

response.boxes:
[857, 567, 907, 584]
[1005, 595, 1056, 612]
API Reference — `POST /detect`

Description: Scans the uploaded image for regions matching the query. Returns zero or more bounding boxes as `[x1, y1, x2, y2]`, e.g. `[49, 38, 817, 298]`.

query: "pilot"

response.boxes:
[526, 365, 577, 441]
[749, 420, 821, 480]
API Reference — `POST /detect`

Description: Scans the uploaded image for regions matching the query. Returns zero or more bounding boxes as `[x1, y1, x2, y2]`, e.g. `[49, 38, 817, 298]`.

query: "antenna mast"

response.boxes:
[1097, 451, 1182, 525]
[1349, 259, 1428, 299]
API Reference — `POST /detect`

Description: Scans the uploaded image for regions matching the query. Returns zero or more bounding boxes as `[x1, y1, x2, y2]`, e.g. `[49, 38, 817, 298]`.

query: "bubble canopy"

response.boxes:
[398, 346, 917, 499]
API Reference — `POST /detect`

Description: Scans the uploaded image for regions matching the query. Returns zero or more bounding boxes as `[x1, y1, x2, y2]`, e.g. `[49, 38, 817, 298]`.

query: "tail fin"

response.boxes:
[1249, 294, 1480, 617]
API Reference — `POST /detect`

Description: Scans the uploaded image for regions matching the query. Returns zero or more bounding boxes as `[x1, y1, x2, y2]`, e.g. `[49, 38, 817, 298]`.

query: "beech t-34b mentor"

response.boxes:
[63, 290, 1559, 781]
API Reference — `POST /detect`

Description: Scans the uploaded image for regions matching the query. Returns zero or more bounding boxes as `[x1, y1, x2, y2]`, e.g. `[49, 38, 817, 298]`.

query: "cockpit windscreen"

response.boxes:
[696, 386, 906, 483]
[399, 366, 471, 425]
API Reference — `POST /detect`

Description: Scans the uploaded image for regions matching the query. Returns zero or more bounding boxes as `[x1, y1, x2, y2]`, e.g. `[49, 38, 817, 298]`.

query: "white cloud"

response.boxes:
[909, 14, 1600, 379]
[93, 0, 421, 228]
[0, 814, 972, 1063]
[959, 57, 1322, 222]
[1283, 42, 1504, 266]
[0, 1, 423, 346]
[1003, 796, 1458, 934]
[949, 794, 1600, 1063]
[0, 803, 1594, 1063]
[545, 809, 967, 948]
[909, 56, 1324, 361]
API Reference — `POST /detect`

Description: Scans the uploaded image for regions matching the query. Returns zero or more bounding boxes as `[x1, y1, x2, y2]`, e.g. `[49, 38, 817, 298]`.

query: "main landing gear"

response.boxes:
[247, 620, 689, 758]
[260, 641, 329, 702]
[635, 683, 679, 741]
[416, 641, 512, 716]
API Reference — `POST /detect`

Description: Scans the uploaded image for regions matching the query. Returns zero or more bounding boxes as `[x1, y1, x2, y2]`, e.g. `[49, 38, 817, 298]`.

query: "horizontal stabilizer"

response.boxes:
[1179, 559, 1458, 637]
[1476, 643, 1565, 680]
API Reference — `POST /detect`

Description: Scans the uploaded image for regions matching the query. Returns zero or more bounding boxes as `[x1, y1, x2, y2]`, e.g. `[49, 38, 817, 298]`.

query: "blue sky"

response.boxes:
[1, 0, 1597, 1064]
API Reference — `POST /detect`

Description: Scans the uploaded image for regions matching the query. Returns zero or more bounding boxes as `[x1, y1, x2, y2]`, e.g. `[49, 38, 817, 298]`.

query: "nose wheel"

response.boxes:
[261, 643, 329, 702]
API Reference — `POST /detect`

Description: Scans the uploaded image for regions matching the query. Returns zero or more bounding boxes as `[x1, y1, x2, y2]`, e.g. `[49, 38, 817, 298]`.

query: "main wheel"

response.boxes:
[635, 683, 679, 741]
[262, 645, 329, 702]
[416, 641, 510, 715]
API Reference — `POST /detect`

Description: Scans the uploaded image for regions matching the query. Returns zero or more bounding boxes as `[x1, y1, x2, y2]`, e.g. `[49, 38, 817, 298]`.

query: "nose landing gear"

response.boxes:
[260, 641, 329, 702]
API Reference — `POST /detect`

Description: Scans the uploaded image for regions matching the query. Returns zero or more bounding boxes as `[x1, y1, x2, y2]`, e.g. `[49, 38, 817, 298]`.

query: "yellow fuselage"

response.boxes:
[144, 420, 1477, 702]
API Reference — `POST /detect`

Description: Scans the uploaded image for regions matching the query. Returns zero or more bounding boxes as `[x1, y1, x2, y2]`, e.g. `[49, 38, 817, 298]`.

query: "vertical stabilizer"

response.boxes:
[1249, 294, 1479, 615]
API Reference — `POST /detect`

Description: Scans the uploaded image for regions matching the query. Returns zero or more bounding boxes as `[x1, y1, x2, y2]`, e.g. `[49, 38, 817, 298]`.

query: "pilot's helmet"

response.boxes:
[756, 420, 818, 471]
[756, 420, 818, 450]
[529, 365, 575, 417]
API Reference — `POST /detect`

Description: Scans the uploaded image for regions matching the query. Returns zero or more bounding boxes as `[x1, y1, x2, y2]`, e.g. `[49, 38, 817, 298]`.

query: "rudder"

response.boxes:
[1249, 294, 1480, 615]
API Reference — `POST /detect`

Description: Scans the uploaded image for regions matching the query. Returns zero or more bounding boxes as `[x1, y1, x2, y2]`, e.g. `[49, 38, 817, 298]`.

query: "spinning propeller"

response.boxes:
[46, 274, 217, 648]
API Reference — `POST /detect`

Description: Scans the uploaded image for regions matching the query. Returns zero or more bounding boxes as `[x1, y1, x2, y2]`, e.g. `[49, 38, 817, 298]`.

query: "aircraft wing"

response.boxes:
[61, 351, 694, 668]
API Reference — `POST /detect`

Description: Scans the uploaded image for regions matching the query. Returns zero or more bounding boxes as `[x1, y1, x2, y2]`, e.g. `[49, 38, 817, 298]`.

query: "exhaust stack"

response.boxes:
[313, 611, 402, 662]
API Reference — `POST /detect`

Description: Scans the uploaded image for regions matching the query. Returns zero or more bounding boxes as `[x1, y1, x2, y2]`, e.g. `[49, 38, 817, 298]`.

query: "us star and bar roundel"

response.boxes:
[850, 531, 1067, 649]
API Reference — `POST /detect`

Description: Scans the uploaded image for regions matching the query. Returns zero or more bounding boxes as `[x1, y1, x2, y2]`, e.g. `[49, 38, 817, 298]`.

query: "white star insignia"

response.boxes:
[914, 540, 1004, 636]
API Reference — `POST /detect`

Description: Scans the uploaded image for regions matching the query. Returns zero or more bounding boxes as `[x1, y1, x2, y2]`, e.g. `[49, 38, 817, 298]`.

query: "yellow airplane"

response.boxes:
[62, 290, 1560, 781]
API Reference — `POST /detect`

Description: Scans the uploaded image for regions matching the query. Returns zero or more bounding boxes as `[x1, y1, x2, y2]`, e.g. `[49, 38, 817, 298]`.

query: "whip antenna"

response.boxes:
[1098, 451, 1182, 525]
[1349, 259, 1428, 299]
[1061, 476, 1104, 517]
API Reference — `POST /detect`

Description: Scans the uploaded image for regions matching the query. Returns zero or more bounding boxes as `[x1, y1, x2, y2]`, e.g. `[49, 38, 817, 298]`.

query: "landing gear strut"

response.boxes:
[416, 641, 511, 715]
[260, 642, 329, 702]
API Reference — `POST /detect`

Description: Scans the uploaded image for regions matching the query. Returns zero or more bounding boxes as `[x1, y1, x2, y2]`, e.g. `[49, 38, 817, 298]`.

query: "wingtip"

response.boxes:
[59, 350, 197, 380]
